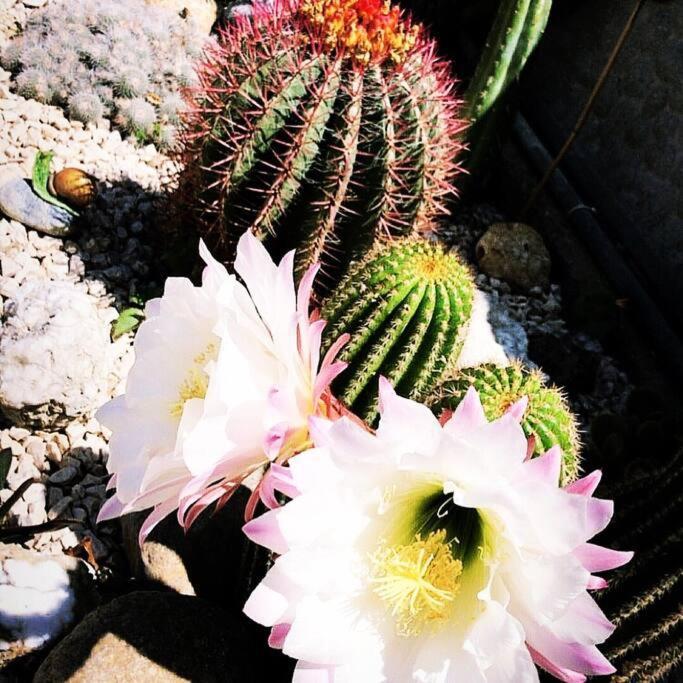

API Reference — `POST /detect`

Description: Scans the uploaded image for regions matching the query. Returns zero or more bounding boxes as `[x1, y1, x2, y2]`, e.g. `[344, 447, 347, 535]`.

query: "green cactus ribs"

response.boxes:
[321, 238, 474, 425]
[178, 0, 466, 292]
[430, 362, 581, 484]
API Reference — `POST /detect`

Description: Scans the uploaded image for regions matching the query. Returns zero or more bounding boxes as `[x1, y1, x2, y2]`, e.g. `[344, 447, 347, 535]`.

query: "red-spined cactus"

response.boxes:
[178, 0, 466, 288]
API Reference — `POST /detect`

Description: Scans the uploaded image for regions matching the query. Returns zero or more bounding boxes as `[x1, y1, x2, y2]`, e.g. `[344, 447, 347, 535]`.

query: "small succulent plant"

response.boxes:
[179, 0, 466, 288]
[429, 361, 581, 484]
[320, 238, 474, 425]
[0, 0, 209, 150]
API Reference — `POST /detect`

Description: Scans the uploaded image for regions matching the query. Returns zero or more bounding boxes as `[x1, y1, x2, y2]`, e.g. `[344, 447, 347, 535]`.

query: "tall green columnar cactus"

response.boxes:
[459, 0, 551, 180]
[464, 0, 552, 124]
[320, 239, 474, 424]
[430, 362, 581, 484]
[179, 0, 466, 289]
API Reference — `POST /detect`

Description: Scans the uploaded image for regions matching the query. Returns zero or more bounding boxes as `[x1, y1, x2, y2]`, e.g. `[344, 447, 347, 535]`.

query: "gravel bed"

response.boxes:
[1, 58, 177, 568]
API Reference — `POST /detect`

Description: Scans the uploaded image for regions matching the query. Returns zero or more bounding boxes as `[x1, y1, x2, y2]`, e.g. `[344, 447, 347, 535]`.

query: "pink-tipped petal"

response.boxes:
[297, 263, 320, 325]
[585, 498, 614, 537]
[305, 319, 326, 377]
[313, 361, 347, 403]
[139, 498, 177, 546]
[587, 576, 608, 590]
[565, 470, 602, 497]
[243, 510, 288, 554]
[528, 645, 587, 683]
[444, 386, 487, 436]
[269, 623, 291, 649]
[377, 375, 396, 412]
[106, 473, 118, 491]
[320, 332, 350, 370]
[97, 494, 124, 523]
[527, 631, 616, 676]
[525, 445, 562, 484]
[505, 395, 529, 422]
[181, 485, 229, 530]
[573, 544, 633, 573]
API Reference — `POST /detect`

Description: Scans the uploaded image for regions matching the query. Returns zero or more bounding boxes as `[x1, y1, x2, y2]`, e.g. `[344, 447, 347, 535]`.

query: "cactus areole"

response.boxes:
[320, 238, 474, 425]
[180, 0, 466, 289]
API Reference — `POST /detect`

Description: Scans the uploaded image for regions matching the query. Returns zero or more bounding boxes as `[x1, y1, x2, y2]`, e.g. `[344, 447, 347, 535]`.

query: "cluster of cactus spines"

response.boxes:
[179, 0, 467, 287]
[0, 0, 208, 150]
[320, 238, 474, 425]
[464, 0, 552, 124]
[429, 361, 581, 484]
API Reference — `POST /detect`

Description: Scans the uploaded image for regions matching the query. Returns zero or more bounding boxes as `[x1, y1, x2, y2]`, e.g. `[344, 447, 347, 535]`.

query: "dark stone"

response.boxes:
[34, 591, 294, 682]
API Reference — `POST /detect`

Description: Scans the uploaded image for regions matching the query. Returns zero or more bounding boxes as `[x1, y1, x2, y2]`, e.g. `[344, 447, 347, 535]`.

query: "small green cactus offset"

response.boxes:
[430, 362, 581, 484]
[320, 238, 474, 425]
[179, 0, 466, 288]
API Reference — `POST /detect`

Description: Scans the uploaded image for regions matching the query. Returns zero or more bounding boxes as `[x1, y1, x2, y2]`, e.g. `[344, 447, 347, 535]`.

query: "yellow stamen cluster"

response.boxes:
[298, 0, 418, 66]
[370, 529, 462, 636]
[412, 250, 455, 283]
[169, 342, 217, 417]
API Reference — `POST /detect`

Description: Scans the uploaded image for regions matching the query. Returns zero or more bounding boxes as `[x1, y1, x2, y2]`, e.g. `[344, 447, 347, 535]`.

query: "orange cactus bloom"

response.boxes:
[298, 0, 418, 65]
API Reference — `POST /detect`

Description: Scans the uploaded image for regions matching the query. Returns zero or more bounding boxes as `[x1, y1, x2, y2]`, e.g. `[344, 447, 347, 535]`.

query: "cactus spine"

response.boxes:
[463, 0, 552, 124]
[430, 362, 581, 484]
[320, 238, 474, 424]
[179, 0, 466, 289]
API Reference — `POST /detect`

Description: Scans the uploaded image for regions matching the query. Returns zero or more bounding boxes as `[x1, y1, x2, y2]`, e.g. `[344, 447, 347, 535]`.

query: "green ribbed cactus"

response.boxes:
[320, 238, 474, 424]
[430, 362, 581, 484]
[464, 0, 552, 124]
[461, 0, 552, 180]
[179, 0, 466, 289]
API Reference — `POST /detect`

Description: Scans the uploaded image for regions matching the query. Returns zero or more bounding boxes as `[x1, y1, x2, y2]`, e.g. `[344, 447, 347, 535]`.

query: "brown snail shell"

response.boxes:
[48, 168, 96, 209]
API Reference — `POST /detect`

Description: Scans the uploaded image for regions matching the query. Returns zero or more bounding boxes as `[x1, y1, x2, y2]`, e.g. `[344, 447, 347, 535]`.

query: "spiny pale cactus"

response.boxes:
[179, 0, 466, 288]
[320, 239, 474, 424]
[0, 0, 206, 150]
[430, 362, 581, 484]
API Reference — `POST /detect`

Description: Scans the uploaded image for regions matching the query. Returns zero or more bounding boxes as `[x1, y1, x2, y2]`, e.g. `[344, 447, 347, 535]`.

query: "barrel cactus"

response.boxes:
[179, 0, 466, 288]
[429, 362, 581, 484]
[320, 239, 474, 424]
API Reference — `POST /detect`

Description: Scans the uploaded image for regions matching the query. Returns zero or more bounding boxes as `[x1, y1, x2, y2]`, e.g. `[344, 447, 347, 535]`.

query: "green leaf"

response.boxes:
[112, 307, 145, 339]
[32, 151, 79, 216]
[0, 448, 11, 489]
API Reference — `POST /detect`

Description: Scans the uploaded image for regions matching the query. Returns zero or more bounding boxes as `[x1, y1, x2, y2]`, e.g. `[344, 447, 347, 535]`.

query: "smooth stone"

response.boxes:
[120, 486, 268, 612]
[0, 172, 75, 238]
[476, 222, 552, 292]
[0, 546, 97, 667]
[34, 591, 293, 682]
[48, 465, 79, 486]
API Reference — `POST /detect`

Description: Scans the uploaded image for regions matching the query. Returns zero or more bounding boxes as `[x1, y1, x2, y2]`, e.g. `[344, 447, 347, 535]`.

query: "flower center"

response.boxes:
[412, 251, 453, 282]
[298, 0, 418, 66]
[169, 342, 218, 417]
[370, 529, 462, 636]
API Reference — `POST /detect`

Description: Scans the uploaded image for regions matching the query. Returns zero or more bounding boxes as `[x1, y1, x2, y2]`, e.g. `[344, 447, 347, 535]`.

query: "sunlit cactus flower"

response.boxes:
[97, 231, 348, 543]
[244, 379, 631, 682]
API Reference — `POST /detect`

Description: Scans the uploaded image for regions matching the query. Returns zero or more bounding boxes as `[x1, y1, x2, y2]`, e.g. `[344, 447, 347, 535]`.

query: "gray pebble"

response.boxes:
[48, 465, 79, 486]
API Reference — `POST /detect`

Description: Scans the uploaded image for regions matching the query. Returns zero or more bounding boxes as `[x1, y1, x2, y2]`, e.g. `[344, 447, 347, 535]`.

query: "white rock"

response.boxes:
[0, 546, 95, 660]
[456, 290, 528, 370]
[0, 279, 116, 429]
